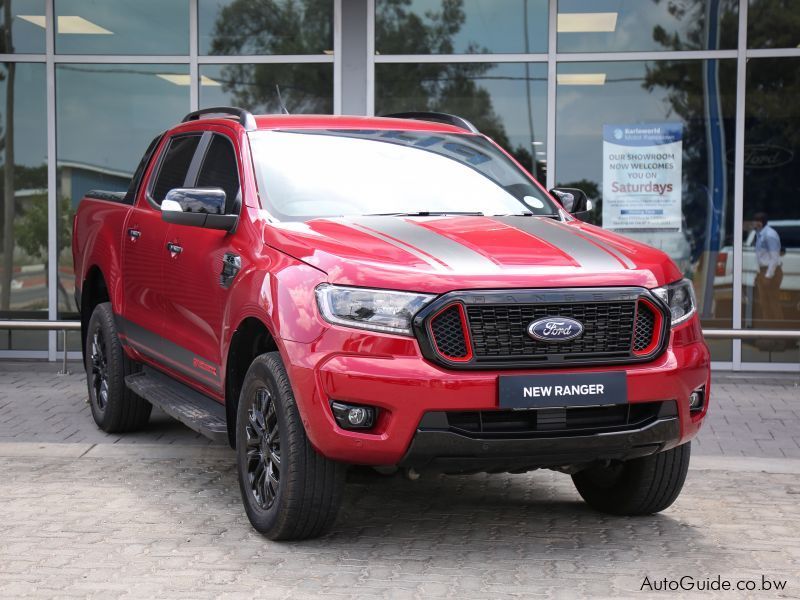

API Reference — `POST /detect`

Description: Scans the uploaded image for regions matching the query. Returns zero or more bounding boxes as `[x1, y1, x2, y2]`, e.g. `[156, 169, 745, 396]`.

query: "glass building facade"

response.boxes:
[0, 0, 798, 371]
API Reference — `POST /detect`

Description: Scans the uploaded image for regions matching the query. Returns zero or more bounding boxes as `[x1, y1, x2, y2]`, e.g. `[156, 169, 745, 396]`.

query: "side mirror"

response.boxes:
[548, 187, 593, 221]
[161, 188, 237, 231]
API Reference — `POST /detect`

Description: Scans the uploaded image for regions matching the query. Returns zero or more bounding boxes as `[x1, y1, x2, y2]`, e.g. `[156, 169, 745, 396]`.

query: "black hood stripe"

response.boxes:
[493, 216, 627, 271]
[342, 216, 500, 272]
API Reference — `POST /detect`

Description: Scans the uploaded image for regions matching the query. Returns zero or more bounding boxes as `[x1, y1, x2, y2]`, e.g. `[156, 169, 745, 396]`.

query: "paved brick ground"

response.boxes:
[0, 361, 798, 598]
[0, 455, 797, 599]
[0, 361, 213, 447]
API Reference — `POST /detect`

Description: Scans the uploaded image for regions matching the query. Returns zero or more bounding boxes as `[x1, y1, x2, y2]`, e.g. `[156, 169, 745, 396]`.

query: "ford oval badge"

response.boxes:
[527, 317, 584, 342]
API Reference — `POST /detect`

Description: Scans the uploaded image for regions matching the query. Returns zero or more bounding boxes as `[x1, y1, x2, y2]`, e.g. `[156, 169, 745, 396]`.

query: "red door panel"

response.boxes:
[120, 205, 169, 352]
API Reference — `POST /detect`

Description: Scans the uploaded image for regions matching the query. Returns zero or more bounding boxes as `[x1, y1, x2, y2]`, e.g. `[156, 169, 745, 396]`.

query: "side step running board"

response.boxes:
[125, 367, 228, 443]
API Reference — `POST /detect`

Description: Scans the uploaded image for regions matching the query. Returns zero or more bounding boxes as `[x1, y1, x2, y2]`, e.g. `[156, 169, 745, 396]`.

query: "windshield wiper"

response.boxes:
[365, 211, 485, 217]
[493, 212, 561, 219]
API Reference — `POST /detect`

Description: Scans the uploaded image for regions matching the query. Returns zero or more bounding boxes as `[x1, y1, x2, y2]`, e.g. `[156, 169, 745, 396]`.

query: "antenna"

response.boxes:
[275, 85, 289, 115]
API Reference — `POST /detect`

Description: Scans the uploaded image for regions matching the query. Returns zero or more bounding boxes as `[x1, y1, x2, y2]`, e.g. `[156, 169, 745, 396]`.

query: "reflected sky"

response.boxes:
[55, 0, 189, 54]
[56, 64, 189, 178]
[5, 0, 46, 53]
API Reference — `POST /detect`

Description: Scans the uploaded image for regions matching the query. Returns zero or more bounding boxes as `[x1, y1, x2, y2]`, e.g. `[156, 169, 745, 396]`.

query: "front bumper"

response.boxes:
[400, 415, 680, 474]
[280, 317, 709, 466]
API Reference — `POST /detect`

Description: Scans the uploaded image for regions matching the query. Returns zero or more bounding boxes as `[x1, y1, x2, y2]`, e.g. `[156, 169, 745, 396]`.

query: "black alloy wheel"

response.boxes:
[235, 352, 346, 540]
[245, 387, 281, 509]
[89, 330, 110, 411]
[84, 302, 151, 432]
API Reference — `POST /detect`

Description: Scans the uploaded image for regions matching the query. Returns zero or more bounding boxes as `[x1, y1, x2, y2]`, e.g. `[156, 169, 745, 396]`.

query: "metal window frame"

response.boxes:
[2, 0, 800, 370]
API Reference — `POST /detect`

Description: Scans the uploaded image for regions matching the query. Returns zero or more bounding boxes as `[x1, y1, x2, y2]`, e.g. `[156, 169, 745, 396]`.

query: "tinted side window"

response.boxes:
[150, 134, 202, 203]
[196, 134, 240, 213]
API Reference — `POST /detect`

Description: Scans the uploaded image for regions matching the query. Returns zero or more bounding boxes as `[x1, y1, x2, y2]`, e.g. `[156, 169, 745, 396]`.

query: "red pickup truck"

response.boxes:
[73, 108, 710, 540]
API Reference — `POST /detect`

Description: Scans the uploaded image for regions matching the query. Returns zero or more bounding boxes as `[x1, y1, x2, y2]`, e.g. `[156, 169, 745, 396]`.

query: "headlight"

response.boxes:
[652, 279, 697, 326]
[315, 284, 436, 336]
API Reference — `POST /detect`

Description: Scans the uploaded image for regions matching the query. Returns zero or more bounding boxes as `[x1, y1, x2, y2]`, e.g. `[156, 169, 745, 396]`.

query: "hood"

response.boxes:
[264, 215, 682, 293]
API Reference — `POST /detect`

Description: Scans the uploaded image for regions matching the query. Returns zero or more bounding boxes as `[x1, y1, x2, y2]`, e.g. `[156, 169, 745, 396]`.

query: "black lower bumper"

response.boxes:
[399, 417, 681, 474]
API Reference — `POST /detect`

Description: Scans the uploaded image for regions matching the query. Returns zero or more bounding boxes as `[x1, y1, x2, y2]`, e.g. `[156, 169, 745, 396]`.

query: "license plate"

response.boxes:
[498, 372, 628, 409]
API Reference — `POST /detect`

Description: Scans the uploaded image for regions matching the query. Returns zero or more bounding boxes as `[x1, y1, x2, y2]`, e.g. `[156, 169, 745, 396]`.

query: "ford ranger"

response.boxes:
[72, 108, 710, 540]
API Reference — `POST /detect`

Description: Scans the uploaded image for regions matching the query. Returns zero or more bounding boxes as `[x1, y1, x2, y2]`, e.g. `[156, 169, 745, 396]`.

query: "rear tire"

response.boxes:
[571, 442, 691, 515]
[85, 302, 151, 432]
[236, 352, 346, 540]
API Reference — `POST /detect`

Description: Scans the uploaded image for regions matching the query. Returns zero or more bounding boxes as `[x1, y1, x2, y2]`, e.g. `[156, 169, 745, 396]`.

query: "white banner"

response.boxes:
[602, 123, 683, 231]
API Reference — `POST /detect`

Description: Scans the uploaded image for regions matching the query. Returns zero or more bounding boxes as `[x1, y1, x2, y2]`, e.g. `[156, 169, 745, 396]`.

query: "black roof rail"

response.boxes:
[182, 106, 257, 131]
[381, 111, 479, 134]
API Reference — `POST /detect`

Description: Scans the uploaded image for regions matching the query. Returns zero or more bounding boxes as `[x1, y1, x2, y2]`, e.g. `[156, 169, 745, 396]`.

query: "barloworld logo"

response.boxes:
[527, 317, 584, 342]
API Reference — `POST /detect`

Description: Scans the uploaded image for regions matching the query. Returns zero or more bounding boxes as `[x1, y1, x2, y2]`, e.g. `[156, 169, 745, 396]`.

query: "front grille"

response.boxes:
[418, 288, 668, 369]
[430, 305, 469, 359]
[467, 302, 635, 360]
[633, 304, 657, 352]
[422, 401, 671, 439]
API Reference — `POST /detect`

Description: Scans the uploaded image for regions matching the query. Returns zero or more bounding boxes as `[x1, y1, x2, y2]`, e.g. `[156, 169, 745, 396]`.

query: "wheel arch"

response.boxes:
[225, 316, 280, 448]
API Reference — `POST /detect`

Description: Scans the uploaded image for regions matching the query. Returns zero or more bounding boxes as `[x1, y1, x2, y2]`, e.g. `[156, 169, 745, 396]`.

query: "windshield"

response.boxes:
[248, 129, 557, 221]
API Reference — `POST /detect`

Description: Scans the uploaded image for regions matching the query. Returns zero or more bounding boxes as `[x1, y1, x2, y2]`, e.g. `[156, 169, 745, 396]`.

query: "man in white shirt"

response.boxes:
[753, 212, 783, 324]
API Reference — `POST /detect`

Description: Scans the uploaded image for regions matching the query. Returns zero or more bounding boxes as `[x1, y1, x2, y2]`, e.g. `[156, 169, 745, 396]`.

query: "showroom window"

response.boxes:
[554, 59, 737, 360]
[741, 56, 800, 363]
[3, 0, 47, 53]
[375, 62, 548, 180]
[200, 63, 333, 114]
[557, 0, 739, 52]
[54, 0, 190, 55]
[375, 0, 548, 54]
[55, 64, 191, 325]
[1, 0, 799, 368]
[199, 0, 334, 55]
[0, 62, 48, 351]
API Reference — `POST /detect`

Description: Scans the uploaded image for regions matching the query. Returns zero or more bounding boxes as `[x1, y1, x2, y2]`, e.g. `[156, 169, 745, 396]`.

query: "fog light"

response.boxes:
[331, 401, 376, 430]
[689, 386, 705, 411]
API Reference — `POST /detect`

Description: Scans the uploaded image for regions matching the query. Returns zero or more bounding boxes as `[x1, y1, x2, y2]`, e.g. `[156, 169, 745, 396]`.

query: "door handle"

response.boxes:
[166, 241, 182, 255]
[127, 228, 141, 240]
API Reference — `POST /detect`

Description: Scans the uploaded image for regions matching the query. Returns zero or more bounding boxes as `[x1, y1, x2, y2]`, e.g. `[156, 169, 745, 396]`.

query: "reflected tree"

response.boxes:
[209, 0, 333, 113]
[14, 191, 74, 311]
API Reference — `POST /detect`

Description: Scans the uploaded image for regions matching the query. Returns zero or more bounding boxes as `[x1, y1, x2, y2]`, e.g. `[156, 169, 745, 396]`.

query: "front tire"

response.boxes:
[571, 442, 691, 515]
[236, 352, 346, 540]
[85, 302, 151, 432]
